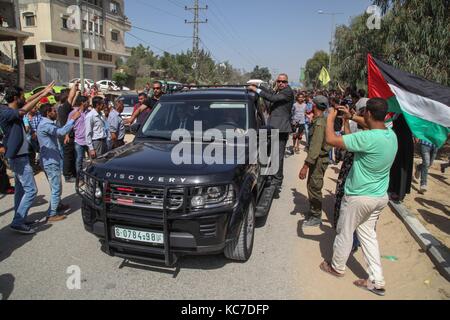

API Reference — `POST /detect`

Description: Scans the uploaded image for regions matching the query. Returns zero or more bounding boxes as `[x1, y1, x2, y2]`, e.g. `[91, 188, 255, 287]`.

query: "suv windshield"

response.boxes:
[140, 100, 248, 140]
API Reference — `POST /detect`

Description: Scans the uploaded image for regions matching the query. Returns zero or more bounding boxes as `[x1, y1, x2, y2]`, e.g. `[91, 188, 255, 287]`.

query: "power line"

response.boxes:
[166, 0, 186, 10]
[199, 38, 220, 62]
[205, 20, 256, 68]
[126, 32, 167, 53]
[132, 25, 192, 39]
[208, 0, 263, 66]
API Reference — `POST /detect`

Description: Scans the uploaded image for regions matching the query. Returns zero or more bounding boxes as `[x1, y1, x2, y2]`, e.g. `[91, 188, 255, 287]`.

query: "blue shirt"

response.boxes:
[37, 117, 75, 167]
[108, 109, 125, 141]
[0, 105, 29, 159]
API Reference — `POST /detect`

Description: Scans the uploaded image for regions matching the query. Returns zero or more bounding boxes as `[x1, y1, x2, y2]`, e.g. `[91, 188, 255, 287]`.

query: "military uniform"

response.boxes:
[305, 114, 331, 219]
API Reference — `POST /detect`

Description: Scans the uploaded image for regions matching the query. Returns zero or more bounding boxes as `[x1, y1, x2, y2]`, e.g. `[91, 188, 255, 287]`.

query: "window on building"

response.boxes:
[98, 53, 113, 62]
[45, 45, 67, 56]
[111, 30, 119, 42]
[82, 20, 87, 31]
[23, 13, 36, 27]
[75, 49, 92, 59]
[110, 1, 121, 15]
[24, 45, 37, 60]
[84, 0, 103, 8]
[62, 17, 68, 29]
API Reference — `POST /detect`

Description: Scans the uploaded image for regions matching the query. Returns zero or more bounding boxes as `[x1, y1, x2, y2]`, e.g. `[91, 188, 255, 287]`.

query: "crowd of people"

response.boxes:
[1, 75, 448, 297]
[250, 74, 448, 296]
[0, 81, 132, 233]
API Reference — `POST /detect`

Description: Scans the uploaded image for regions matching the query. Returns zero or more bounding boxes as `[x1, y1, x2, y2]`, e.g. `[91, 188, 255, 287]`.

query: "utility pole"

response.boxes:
[185, 0, 207, 80]
[77, 0, 85, 94]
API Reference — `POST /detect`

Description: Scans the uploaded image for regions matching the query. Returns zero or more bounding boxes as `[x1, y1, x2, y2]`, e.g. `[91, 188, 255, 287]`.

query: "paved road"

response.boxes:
[0, 145, 449, 300]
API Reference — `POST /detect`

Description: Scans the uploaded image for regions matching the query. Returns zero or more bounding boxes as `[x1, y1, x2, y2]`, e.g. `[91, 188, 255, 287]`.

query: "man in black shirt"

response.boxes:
[57, 83, 79, 182]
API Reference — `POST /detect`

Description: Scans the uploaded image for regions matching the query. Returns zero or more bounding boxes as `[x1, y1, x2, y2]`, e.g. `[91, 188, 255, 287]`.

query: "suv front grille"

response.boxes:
[110, 185, 184, 211]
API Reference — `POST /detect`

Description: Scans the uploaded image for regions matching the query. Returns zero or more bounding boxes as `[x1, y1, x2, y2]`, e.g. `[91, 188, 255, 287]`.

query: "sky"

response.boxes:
[125, 0, 373, 82]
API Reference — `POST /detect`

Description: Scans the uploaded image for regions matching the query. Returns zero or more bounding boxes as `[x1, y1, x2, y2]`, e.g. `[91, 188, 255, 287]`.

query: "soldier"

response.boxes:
[299, 95, 331, 227]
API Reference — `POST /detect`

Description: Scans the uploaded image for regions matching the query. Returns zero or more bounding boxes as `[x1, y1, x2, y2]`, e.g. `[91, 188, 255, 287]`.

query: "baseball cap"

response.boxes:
[313, 95, 329, 110]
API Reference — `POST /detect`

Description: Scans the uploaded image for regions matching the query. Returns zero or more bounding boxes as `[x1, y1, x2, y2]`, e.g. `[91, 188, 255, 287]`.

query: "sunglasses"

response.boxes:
[277, 80, 288, 84]
[153, 87, 161, 90]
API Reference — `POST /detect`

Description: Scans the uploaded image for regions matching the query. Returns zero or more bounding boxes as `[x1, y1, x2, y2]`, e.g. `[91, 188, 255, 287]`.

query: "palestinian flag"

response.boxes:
[368, 54, 450, 148]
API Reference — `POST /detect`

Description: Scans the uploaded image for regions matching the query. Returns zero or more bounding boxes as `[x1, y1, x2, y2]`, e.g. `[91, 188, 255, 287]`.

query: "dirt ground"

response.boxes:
[403, 158, 450, 249]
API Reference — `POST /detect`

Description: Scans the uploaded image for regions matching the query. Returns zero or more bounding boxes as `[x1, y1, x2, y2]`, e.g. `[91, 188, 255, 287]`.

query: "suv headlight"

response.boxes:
[190, 184, 235, 209]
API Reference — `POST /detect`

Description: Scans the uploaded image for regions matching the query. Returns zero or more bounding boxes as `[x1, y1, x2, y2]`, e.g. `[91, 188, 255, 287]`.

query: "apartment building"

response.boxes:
[0, 0, 33, 87]
[18, 0, 131, 84]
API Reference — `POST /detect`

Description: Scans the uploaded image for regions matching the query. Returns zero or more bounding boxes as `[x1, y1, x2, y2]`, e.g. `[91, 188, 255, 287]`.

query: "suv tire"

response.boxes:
[224, 198, 255, 261]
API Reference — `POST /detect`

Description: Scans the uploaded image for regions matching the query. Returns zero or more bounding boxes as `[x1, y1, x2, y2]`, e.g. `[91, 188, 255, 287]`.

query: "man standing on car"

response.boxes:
[299, 95, 332, 227]
[248, 74, 294, 189]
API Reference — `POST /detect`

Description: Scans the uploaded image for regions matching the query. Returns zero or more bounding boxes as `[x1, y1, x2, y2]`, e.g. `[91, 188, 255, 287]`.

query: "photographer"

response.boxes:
[320, 98, 398, 296]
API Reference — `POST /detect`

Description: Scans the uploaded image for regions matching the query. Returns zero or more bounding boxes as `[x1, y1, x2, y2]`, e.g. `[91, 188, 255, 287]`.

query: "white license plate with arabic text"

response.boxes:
[114, 227, 164, 244]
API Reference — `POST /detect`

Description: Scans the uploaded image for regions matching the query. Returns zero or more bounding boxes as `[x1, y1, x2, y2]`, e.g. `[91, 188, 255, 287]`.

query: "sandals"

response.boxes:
[354, 279, 386, 297]
[319, 261, 345, 278]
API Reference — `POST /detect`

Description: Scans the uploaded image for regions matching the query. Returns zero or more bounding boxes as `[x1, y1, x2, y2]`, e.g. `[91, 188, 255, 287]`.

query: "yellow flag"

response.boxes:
[319, 67, 331, 85]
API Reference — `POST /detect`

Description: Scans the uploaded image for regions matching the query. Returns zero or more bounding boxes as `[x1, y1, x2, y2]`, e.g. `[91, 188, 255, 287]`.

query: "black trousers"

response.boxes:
[59, 136, 77, 179]
[272, 132, 289, 186]
[0, 157, 12, 193]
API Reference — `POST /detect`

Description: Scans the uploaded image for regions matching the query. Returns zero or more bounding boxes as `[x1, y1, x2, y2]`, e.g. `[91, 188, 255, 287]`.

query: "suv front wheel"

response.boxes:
[224, 198, 255, 262]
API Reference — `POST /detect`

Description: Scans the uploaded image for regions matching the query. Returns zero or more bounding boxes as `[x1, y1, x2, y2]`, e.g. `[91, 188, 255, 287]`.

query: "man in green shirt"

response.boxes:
[299, 95, 332, 227]
[320, 98, 398, 296]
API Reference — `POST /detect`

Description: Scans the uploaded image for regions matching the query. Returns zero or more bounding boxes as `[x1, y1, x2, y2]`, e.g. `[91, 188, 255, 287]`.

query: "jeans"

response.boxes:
[43, 163, 62, 217]
[8, 156, 37, 226]
[418, 144, 438, 187]
[305, 123, 312, 147]
[74, 142, 88, 175]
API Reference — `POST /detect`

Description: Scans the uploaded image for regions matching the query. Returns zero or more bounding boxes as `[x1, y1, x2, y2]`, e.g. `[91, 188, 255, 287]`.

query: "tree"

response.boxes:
[328, 0, 449, 88]
[304, 51, 329, 88]
[113, 72, 128, 89]
[248, 66, 272, 82]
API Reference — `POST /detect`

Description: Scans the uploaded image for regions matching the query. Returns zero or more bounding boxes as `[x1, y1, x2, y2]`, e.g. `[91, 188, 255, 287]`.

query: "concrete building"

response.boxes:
[18, 0, 131, 84]
[0, 0, 33, 87]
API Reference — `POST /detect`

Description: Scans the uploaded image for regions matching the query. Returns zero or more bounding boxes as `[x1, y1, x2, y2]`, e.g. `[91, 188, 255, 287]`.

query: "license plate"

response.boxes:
[114, 227, 164, 244]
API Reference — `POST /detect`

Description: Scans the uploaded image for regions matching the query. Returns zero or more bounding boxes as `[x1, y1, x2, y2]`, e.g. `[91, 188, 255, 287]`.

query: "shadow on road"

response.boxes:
[117, 254, 232, 278]
[429, 172, 449, 186]
[0, 274, 15, 300]
[61, 193, 82, 216]
[0, 195, 48, 219]
[0, 220, 52, 263]
[417, 209, 450, 235]
[293, 187, 368, 279]
[415, 197, 450, 217]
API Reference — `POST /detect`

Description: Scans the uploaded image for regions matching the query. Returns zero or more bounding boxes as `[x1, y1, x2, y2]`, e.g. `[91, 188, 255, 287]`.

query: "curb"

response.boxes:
[389, 201, 450, 281]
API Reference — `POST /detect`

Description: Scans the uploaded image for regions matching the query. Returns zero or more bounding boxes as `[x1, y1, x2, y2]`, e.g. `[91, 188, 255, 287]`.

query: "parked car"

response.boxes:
[116, 93, 138, 131]
[97, 80, 130, 92]
[24, 85, 69, 104]
[76, 87, 277, 266]
[68, 78, 95, 91]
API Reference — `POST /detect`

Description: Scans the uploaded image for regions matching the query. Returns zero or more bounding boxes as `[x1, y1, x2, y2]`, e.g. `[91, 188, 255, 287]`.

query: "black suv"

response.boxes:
[77, 88, 277, 266]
